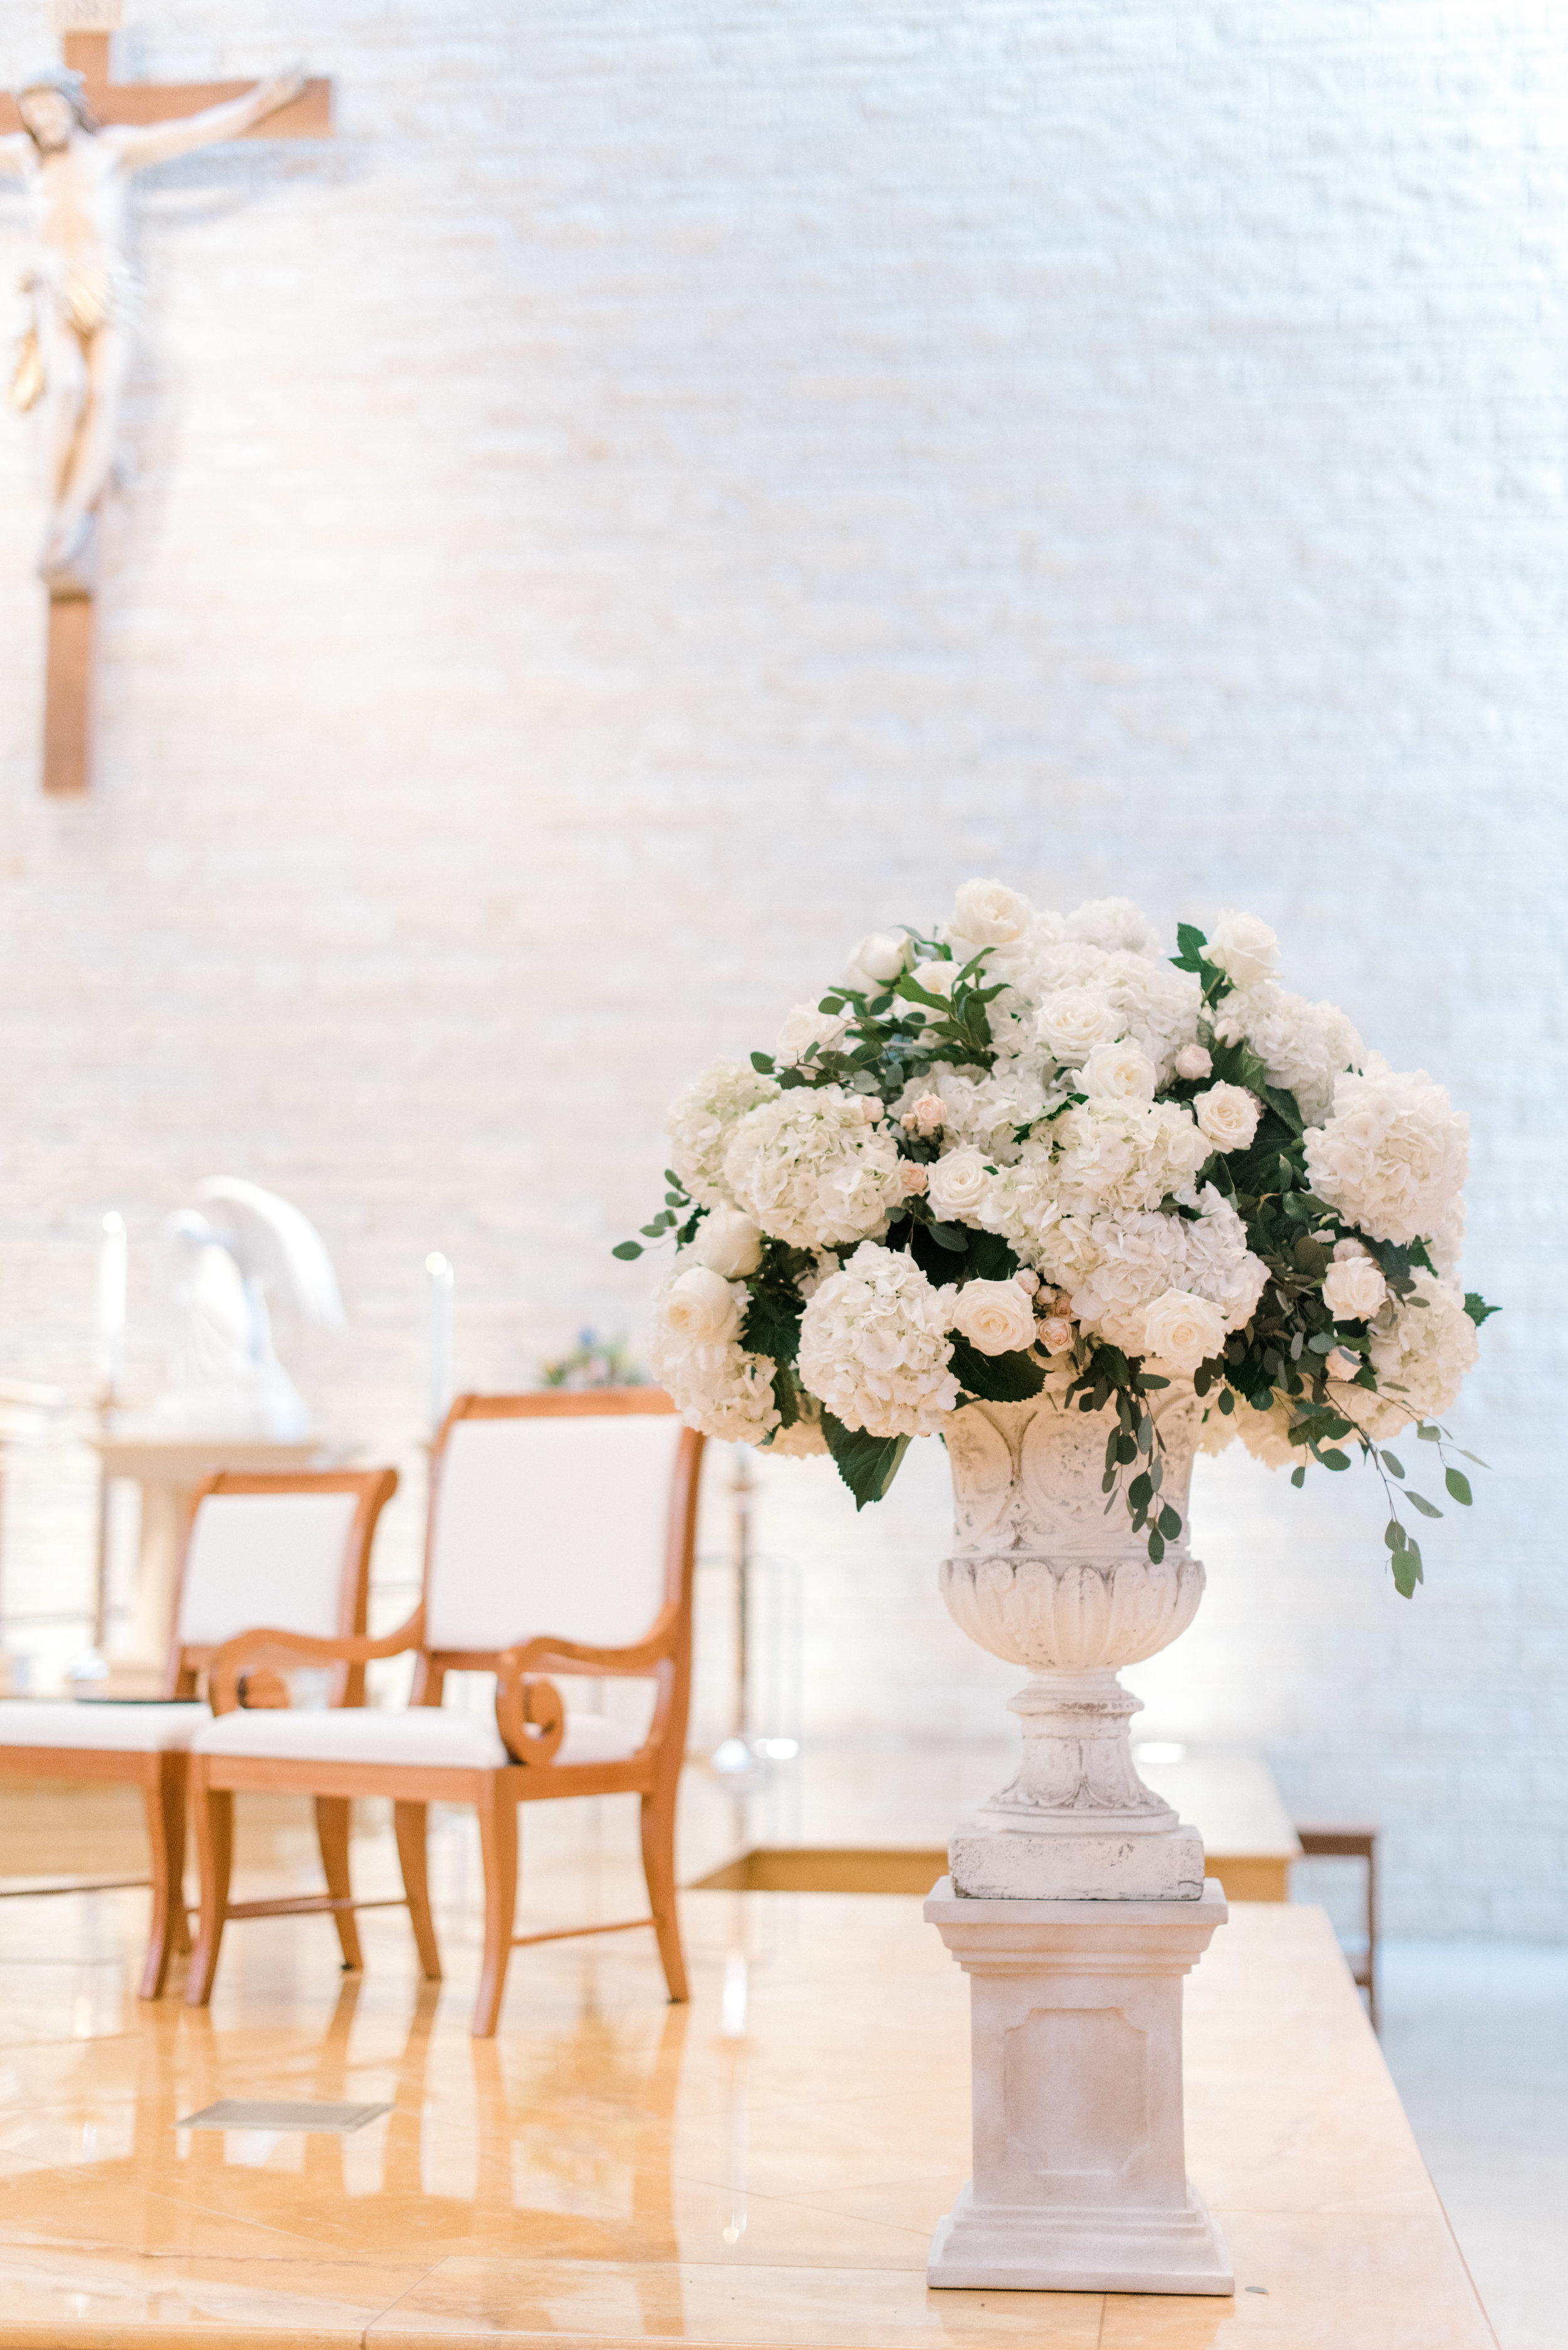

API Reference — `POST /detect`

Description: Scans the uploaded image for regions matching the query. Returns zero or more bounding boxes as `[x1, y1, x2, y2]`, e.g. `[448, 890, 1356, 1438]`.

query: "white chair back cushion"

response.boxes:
[175, 1491, 361, 1647]
[426, 1414, 682, 1653]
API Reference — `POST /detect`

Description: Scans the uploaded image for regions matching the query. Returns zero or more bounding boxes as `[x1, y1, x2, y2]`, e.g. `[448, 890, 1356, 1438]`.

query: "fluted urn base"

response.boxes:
[940, 1391, 1210, 1902]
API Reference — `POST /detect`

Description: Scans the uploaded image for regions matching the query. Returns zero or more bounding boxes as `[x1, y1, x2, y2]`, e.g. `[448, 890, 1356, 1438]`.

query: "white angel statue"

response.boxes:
[141, 1178, 345, 1440]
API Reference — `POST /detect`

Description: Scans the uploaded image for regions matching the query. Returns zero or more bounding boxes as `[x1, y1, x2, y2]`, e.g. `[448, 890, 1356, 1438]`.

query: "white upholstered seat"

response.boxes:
[191, 1702, 640, 1771]
[426, 1413, 683, 1652]
[177, 1489, 363, 1649]
[0, 1699, 207, 1752]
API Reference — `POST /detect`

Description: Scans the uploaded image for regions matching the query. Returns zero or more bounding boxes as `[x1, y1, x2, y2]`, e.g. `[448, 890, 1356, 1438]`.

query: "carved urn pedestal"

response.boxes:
[924, 1386, 1232, 2296]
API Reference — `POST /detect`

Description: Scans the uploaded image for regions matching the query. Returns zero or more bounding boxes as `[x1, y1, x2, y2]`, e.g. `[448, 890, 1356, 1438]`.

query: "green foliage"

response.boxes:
[820, 1413, 912, 1510]
[1168, 923, 1233, 1008]
[740, 1286, 803, 1368]
[614, 925, 1498, 1597]
[1464, 1292, 1500, 1327]
[950, 1334, 1047, 1404]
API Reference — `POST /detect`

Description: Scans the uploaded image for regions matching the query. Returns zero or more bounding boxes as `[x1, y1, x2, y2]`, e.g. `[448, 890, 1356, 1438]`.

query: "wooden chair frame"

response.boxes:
[188, 1391, 704, 2038]
[0, 1467, 395, 1999]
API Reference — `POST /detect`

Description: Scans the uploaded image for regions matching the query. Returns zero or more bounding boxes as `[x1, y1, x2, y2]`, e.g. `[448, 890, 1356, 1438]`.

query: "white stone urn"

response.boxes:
[941, 1379, 1207, 1900]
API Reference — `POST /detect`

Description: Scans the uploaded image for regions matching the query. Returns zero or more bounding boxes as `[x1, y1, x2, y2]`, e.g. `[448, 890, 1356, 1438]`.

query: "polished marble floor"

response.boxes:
[0, 1784, 1496, 2348]
[1377, 1940, 1568, 2350]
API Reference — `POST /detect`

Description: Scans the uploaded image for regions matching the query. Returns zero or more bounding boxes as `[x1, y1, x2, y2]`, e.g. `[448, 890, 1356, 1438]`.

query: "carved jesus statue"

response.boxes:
[1, 60, 305, 592]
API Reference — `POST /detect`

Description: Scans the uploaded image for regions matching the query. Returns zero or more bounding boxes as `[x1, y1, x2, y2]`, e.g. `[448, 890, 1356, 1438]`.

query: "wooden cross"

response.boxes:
[1, 4, 332, 795]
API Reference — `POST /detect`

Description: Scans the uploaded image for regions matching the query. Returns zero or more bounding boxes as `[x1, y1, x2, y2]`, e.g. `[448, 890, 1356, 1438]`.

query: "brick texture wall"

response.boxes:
[0, 0, 1562, 1933]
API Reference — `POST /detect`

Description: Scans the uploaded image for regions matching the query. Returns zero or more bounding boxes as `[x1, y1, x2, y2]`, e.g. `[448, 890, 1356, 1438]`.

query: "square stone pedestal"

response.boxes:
[923, 1876, 1233, 2295]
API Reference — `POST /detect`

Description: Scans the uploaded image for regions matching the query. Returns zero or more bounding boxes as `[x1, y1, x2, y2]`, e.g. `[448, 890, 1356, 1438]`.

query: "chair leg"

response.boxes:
[185, 1772, 233, 2008]
[138, 1752, 188, 2001]
[315, 1797, 363, 1971]
[394, 1800, 442, 1981]
[472, 1779, 518, 2039]
[641, 1780, 688, 2004]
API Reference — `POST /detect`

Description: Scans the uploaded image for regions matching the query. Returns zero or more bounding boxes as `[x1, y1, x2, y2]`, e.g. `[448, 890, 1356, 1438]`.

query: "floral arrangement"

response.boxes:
[618, 880, 1494, 1593]
[538, 1328, 646, 1391]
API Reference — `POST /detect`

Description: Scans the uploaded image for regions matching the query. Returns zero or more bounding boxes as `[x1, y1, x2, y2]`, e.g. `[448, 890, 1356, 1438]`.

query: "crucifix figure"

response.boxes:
[0, 8, 332, 792]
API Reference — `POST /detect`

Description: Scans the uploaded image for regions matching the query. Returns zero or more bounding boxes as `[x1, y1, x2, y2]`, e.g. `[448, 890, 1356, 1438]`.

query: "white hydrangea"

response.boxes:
[1180, 1186, 1269, 1328]
[1231, 1393, 1309, 1469]
[797, 1242, 959, 1438]
[1211, 982, 1364, 1125]
[649, 1272, 780, 1445]
[1062, 896, 1162, 957]
[1099, 952, 1204, 1085]
[985, 1183, 1263, 1357]
[1047, 1097, 1211, 1216]
[723, 1086, 908, 1252]
[1194, 1401, 1239, 1458]
[894, 1059, 1056, 1165]
[1364, 1273, 1480, 1430]
[1304, 1068, 1469, 1246]
[665, 1058, 780, 1210]
[765, 1413, 830, 1459]
[1066, 1209, 1189, 1353]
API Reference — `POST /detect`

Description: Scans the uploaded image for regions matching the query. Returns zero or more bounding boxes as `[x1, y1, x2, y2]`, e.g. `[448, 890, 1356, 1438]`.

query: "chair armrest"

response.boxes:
[494, 1655, 566, 1765]
[502, 1605, 681, 1679]
[209, 1607, 425, 1715]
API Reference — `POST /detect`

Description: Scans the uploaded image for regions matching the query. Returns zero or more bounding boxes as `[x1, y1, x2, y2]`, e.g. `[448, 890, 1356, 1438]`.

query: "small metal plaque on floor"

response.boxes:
[176, 2100, 392, 2134]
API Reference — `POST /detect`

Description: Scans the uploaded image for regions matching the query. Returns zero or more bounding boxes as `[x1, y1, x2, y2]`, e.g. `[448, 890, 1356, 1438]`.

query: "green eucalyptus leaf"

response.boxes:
[612, 1241, 644, 1261]
[1380, 1452, 1405, 1479]
[1444, 1467, 1473, 1506]
[1407, 1491, 1443, 1519]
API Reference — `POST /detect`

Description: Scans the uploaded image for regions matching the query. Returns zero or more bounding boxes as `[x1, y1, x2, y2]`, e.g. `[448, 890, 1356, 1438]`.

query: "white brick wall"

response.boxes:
[0, 0, 1562, 1933]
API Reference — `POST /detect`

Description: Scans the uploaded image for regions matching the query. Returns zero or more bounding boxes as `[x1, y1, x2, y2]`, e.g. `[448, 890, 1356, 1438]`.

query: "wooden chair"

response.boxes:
[1296, 1822, 1380, 2031]
[186, 1391, 704, 2037]
[0, 1468, 396, 1999]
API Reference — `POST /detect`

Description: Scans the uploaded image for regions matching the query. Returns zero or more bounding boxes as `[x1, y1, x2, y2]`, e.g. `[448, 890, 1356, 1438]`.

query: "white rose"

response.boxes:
[926, 1144, 992, 1221]
[948, 878, 1034, 947]
[1207, 912, 1281, 989]
[662, 1267, 742, 1351]
[1081, 1038, 1158, 1102]
[1038, 1313, 1077, 1355]
[948, 1277, 1037, 1356]
[905, 1091, 946, 1137]
[913, 958, 956, 999]
[1325, 1346, 1363, 1381]
[844, 928, 910, 988]
[1013, 1268, 1041, 1295]
[1322, 1254, 1388, 1321]
[776, 1002, 849, 1067]
[1173, 1043, 1212, 1081]
[1141, 1287, 1228, 1372]
[1036, 987, 1121, 1064]
[687, 1208, 764, 1279]
[1194, 1083, 1261, 1153]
